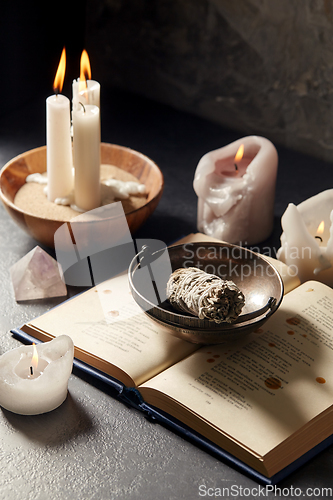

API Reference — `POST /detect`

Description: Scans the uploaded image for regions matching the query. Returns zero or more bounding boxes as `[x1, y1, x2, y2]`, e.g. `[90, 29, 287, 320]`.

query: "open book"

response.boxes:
[13, 234, 333, 483]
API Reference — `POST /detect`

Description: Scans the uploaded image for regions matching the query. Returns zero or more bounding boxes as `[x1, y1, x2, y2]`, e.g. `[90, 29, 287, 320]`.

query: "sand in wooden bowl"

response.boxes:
[14, 164, 147, 221]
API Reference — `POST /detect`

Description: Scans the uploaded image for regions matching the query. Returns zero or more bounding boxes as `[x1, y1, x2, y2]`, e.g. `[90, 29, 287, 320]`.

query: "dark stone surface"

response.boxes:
[0, 88, 333, 499]
[85, 0, 333, 162]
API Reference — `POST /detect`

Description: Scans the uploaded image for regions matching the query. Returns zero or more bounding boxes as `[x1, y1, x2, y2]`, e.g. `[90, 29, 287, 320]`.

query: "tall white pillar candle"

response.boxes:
[73, 104, 101, 211]
[46, 94, 74, 202]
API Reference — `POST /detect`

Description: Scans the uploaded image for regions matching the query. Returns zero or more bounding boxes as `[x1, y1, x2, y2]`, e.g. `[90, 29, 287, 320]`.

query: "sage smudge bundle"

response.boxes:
[167, 267, 245, 323]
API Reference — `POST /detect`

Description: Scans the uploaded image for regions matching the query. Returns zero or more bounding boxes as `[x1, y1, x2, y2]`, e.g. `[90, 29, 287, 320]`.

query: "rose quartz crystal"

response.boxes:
[10, 246, 67, 301]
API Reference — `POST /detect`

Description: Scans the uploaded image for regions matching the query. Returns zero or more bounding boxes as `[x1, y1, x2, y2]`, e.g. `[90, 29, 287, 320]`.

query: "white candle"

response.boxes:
[193, 136, 278, 245]
[72, 78, 100, 111]
[277, 190, 333, 285]
[325, 210, 333, 257]
[73, 104, 101, 211]
[72, 50, 100, 112]
[46, 48, 74, 202]
[0, 336, 74, 415]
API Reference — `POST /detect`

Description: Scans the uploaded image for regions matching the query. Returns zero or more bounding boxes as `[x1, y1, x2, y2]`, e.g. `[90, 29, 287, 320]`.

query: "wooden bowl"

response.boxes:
[0, 143, 164, 248]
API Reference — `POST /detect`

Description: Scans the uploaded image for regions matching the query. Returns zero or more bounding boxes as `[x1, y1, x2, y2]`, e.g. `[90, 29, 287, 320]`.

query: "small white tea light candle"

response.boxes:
[277, 189, 333, 285]
[46, 48, 74, 202]
[193, 136, 278, 245]
[0, 336, 74, 415]
[73, 103, 101, 211]
[72, 50, 100, 112]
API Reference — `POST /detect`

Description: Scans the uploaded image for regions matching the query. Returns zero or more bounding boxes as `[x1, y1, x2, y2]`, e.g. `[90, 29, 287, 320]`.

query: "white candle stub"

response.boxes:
[193, 136, 278, 245]
[72, 78, 100, 112]
[73, 49, 100, 110]
[0, 336, 74, 415]
[277, 189, 333, 286]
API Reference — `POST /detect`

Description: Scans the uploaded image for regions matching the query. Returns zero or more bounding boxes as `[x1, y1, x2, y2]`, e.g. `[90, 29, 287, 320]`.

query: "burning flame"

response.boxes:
[31, 343, 39, 371]
[53, 48, 66, 94]
[79, 49, 92, 95]
[317, 221, 325, 234]
[234, 144, 244, 163]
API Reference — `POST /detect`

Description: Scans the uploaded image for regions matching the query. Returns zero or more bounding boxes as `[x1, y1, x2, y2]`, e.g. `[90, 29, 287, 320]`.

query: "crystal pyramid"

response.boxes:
[10, 246, 67, 301]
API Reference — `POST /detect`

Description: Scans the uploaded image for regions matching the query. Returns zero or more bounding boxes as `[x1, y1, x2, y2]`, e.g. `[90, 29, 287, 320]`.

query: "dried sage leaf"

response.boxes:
[167, 267, 245, 323]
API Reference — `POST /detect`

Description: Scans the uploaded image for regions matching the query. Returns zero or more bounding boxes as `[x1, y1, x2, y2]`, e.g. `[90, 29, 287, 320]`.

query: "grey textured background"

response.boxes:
[86, 0, 333, 162]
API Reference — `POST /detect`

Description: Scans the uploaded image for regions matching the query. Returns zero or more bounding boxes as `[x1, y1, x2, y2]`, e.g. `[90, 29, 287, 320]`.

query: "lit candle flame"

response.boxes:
[234, 144, 244, 163]
[317, 221, 325, 234]
[53, 47, 66, 94]
[79, 49, 92, 97]
[31, 343, 39, 371]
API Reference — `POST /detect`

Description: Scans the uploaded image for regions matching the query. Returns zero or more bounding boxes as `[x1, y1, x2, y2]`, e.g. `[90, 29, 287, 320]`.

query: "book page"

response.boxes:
[140, 281, 333, 458]
[25, 272, 198, 386]
[175, 233, 301, 293]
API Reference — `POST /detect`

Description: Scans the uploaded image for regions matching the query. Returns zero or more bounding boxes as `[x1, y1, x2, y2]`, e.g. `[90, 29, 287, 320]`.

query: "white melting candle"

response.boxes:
[72, 79, 100, 111]
[193, 136, 278, 245]
[72, 49, 100, 112]
[46, 48, 74, 202]
[277, 189, 333, 285]
[0, 336, 74, 415]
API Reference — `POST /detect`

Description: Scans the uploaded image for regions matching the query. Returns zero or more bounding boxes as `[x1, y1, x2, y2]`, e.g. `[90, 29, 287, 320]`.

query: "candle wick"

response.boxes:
[79, 102, 86, 113]
[315, 236, 323, 243]
[54, 87, 59, 97]
[234, 163, 238, 172]
[30, 366, 33, 376]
